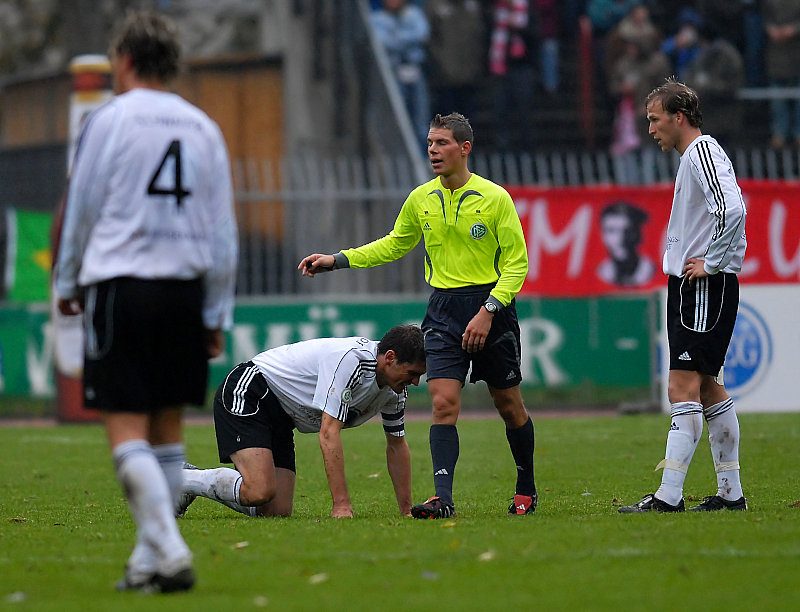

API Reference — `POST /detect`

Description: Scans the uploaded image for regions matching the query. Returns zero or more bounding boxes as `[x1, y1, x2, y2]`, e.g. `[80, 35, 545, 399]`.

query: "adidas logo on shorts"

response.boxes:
[679, 352, 691, 361]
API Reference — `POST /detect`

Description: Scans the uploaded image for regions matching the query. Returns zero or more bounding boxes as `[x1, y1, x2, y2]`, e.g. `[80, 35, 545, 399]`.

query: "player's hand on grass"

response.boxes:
[331, 503, 354, 518]
[299, 254, 335, 277]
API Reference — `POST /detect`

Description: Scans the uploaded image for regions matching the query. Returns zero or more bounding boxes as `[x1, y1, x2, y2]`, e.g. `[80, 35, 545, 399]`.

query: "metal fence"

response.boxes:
[232, 145, 800, 297]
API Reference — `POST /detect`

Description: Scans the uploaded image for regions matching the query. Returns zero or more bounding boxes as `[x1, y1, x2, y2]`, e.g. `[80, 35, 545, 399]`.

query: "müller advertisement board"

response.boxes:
[660, 284, 800, 413]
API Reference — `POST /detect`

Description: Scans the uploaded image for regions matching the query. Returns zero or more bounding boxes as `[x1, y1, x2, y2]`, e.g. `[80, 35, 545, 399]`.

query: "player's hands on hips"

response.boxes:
[298, 254, 335, 277]
[57, 297, 83, 316]
[462, 308, 493, 353]
[684, 257, 710, 283]
[331, 502, 354, 518]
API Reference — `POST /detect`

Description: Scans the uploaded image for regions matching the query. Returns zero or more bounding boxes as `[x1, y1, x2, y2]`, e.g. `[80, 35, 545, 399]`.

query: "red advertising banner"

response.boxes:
[511, 180, 800, 296]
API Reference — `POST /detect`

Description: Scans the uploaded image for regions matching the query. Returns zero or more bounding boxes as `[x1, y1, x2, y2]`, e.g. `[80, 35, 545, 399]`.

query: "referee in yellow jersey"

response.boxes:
[299, 113, 537, 518]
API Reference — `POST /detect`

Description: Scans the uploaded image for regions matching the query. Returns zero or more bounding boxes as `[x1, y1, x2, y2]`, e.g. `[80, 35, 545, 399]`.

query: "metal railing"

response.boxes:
[231, 145, 800, 297]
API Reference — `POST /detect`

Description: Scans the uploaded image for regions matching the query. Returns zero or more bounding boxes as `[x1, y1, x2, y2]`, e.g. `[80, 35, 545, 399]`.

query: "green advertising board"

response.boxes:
[0, 303, 52, 397]
[0, 295, 656, 407]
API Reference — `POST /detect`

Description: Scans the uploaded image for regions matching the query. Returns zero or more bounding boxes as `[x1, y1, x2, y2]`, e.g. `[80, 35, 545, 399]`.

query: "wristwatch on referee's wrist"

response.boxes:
[484, 301, 498, 314]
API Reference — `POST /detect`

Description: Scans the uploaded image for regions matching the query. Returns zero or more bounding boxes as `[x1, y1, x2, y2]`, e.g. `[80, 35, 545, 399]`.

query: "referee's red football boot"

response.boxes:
[508, 493, 537, 515]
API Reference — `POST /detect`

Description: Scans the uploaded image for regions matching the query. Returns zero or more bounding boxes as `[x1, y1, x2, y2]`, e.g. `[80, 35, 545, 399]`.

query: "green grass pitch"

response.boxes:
[1, 412, 799, 611]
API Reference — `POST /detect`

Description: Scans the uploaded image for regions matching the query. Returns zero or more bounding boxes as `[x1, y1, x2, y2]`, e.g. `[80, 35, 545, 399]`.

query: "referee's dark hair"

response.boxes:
[109, 11, 181, 83]
[430, 113, 474, 145]
[378, 325, 425, 365]
[646, 77, 703, 128]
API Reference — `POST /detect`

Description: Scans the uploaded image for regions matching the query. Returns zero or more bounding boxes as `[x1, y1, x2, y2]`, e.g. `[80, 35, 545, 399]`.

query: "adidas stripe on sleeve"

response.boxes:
[662, 135, 746, 277]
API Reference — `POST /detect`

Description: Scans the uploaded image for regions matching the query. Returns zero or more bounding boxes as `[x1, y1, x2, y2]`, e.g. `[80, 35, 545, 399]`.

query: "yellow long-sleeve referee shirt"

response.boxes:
[334, 173, 529, 307]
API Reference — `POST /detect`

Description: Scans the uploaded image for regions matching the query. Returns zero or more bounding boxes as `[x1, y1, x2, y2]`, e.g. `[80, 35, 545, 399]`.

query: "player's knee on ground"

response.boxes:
[254, 500, 292, 518]
[239, 479, 276, 506]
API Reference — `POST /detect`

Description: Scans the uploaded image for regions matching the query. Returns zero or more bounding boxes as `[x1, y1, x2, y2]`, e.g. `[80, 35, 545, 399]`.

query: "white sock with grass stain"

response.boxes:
[184, 466, 256, 517]
[704, 398, 743, 500]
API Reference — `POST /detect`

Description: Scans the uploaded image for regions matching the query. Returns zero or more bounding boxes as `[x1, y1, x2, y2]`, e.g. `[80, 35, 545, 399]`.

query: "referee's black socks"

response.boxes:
[506, 417, 537, 497]
[430, 424, 459, 506]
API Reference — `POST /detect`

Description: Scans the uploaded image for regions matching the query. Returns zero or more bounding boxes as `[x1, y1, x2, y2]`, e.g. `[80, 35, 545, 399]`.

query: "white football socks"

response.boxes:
[153, 442, 186, 507]
[183, 466, 256, 517]
[655, 404, 703, 506]
[113, 440, 192, 573]
[704, 398, 744, 500]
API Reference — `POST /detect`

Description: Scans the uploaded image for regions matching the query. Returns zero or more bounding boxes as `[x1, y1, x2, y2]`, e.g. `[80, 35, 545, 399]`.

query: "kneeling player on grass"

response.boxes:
[177, 325, 426, 518]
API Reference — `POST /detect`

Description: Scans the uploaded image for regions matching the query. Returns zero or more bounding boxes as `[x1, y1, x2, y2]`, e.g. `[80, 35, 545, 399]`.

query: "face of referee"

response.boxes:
[427, 127, 469, 177]
[376, 351, 426, 393]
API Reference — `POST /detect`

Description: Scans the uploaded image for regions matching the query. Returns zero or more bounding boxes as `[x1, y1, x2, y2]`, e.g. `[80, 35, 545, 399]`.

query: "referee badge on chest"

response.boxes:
[470, 223, 488, 240]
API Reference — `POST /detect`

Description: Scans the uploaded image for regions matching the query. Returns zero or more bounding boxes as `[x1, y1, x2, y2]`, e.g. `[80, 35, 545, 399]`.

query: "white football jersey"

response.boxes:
[54, 88, 238, 329]
[663, 135, 747, 277]
[252, 336, 406, 435]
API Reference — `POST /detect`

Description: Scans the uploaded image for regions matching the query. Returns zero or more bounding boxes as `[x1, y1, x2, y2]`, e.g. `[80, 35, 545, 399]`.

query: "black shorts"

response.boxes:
[422, 284, 522, 389]
[667, 273, 739, 376]
[213, 361, 297, 472]
[83, 277, 208, 412]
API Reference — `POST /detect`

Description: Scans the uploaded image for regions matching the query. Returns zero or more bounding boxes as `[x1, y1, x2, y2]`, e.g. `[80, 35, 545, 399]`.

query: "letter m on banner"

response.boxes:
[522, 196, 592, 281]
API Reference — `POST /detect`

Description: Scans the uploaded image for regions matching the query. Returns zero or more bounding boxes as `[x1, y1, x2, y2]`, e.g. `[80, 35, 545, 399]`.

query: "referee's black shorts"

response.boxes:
[82, 276, 208, 412]
[666, 273, 739, 377]
[213, 361, 297, 472]
[422, 284, 522, 389]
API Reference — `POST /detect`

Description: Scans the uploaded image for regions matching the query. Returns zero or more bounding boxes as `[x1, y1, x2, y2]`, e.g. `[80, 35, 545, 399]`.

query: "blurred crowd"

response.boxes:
[369, 0, 800, 153]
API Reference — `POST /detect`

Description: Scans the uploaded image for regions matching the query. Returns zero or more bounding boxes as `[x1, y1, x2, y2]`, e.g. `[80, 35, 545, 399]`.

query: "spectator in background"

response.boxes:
[371, 0, 431, 151]
[740, 0, 766, 87]
[607, 4, 670, 182]
[585, 0, 640, 38]
[425, 0, 486, 121]
[532, 0, 561, 94]
[660, 8, 703, 80]
[605, 3, 662, 74]
[643, 0, 691, 40]
[697, 0, 744, 49]
[585, 0, 640, 128]
[684, 24, 746, 149]
[488, 0, 540, 150]
[596, 202, 655, 287]
[763, 0, 800, 149]
[562, 0, 589, 40]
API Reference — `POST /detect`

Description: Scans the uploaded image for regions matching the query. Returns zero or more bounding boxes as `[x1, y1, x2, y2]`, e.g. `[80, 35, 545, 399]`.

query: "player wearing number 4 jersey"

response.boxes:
[53, 12, 237, 593]
[619, 78, 748, 514]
